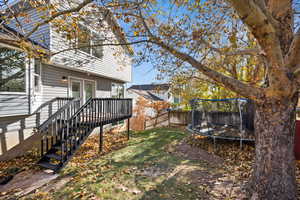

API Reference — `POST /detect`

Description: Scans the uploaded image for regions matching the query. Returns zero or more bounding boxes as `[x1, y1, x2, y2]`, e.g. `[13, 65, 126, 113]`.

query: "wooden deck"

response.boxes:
[37, 98, 132, 171]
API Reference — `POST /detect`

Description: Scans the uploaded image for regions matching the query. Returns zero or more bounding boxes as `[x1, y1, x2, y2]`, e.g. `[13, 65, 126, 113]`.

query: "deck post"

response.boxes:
[127, 118, 130, 140]
[99, 126, 103, 152]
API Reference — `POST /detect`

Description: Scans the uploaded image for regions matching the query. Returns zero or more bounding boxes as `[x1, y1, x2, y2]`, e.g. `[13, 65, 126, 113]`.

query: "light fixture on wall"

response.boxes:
[61, 76, 68, 83]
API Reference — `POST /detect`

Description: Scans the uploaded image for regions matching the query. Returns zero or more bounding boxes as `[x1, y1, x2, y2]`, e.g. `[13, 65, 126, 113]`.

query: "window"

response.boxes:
[174, 96, 180, 104]
[112, 83, 125, 126]
[78, 25, 91, 54]
[77, 25, 104, 59]
[34, 59, 41, 93]
[112, 83, 124, 98]
[0, 47, 26, 92]
[92, 33, 104, 59]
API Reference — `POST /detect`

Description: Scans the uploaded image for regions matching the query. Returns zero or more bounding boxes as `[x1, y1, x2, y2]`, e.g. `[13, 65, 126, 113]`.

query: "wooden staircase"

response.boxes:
[37, 98, 132, 172]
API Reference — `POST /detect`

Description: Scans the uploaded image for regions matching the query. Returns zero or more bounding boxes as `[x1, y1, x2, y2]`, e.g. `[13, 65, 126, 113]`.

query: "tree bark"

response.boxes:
[250, 93, 298, 200]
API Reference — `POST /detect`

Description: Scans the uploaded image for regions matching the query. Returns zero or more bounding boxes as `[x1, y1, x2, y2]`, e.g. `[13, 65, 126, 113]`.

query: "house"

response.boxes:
[0, 0, 132, 165]
[127, 84, 180, 130]
[127, 83, 181, 106]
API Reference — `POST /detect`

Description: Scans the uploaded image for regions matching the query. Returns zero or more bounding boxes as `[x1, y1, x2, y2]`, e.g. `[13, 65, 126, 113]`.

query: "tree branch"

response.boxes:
[287, 29, 300, 72]
[50, 40, 150, 56]
[199, 38, 261, 56]
[227, 0, 296, 98]
[24, 0, 93, 39]
[227, 0, 283, 67]
[152, 39, 264, 101]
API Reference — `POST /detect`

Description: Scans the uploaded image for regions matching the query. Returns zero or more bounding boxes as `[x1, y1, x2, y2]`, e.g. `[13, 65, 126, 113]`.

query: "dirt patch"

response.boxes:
[165, 137, 248, 199]
[172, 139, 224, 166]
[180, 168, 247, 199]
[0, 170, 58, 198]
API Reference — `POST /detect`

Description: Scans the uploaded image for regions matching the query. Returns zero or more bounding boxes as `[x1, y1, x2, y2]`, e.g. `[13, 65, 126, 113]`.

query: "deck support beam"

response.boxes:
[99, 126, 103, 152]
[127, 118, 130, 140]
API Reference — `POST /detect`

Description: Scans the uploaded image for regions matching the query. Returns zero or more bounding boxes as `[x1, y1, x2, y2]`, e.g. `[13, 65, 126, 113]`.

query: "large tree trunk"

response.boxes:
[250, 94, 298, 200]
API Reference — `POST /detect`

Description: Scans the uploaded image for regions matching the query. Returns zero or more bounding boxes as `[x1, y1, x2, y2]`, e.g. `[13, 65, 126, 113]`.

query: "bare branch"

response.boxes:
[50, 40, 150, 56]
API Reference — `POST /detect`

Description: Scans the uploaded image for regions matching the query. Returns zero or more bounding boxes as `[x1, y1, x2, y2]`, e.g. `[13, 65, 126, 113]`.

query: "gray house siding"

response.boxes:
[0, 55, 32, 117]
[0, 64, 123, 160]
[0, 95, 29, 117]
[50, 25, 132, 83]
[8, 7, 50, 48]
[0, 2, 131, 160]
[42, 64, 114, 101]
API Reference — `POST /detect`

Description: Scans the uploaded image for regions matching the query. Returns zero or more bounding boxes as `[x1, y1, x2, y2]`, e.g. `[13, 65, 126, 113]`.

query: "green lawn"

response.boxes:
[24, 128, 227, 200]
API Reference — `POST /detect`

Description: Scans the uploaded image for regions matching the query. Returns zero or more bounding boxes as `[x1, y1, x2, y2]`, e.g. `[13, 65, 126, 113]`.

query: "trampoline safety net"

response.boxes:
[188, 98, 255, 142]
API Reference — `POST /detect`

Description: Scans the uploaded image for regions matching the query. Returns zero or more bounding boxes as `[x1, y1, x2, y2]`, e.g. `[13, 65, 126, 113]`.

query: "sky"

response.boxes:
[131, 63, 159, 86]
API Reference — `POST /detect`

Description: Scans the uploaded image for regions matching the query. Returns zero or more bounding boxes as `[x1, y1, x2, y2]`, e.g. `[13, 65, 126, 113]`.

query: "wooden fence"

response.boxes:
[145, 110, 191, 130]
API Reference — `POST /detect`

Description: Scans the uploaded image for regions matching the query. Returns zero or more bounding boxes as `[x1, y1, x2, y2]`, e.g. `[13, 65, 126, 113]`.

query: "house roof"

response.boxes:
[129, 89, 164, 101]
[128, 84, 170, 91]
[0, 2, 133, 55]
[0, 24, 49, 50]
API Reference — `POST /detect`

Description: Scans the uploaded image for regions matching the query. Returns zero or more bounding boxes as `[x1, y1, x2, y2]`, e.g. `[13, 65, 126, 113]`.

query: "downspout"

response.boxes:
[28, 58, 31, 114]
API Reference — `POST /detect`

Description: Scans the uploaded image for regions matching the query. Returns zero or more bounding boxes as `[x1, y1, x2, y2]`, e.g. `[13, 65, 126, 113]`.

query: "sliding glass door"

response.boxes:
[70, 79, 83, 100]
[84, 81, 95, 102]
[69, 78, 95, 104]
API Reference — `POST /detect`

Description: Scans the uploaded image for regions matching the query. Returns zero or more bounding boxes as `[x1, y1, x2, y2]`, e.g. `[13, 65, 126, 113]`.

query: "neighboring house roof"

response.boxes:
[128, 89, 164, 101]
[128, 84, 170, 91]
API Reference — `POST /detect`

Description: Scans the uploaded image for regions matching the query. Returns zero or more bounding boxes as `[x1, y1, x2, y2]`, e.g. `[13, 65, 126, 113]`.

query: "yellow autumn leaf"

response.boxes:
[134, 31, 139, 36]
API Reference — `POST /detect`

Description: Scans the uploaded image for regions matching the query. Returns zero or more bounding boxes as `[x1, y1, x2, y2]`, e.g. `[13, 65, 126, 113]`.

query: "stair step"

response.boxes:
[38, 161, 60, 171]
[45, 153, 62, 160]
[38, 122, 98, 172]
[53, 143, 62, 150]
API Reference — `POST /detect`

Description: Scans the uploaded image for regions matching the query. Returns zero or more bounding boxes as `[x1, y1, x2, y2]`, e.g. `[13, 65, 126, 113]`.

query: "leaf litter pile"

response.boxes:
[0, 150, 40, 185]
[0, 127, 128, 197]
[2, 129, 300, 199]
[186, 134, 300, 198]
[67, 127, 128, 169]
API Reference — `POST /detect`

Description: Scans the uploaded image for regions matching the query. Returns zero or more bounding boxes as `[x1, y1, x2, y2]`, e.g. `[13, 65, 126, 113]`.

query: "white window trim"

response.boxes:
[111, 82, 125, 98]
[68, 76, 96, 102]
[0, 47, 29, 95]
[76, 23, 104, 60]
[33, 59, 42, 94]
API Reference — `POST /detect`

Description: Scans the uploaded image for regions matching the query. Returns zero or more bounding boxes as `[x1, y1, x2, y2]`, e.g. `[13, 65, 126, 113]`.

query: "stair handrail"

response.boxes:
[38, 98, 133, 171]
[32, 97, 74, 115]
[38, 98, 81, 132]
[67, 98, 93, 122]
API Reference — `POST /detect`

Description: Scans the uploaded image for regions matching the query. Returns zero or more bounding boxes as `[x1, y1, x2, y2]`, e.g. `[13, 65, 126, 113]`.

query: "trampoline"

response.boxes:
[187, 98, 255, 148]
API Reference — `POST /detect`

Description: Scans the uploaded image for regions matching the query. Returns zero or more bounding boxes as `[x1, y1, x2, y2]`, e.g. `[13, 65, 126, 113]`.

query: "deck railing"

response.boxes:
[63, 98, 132, 156]
[33, 97, 74, 127]
[39, 98, 81, 157]
[38, 98, 132, 171]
